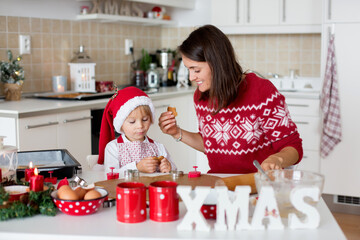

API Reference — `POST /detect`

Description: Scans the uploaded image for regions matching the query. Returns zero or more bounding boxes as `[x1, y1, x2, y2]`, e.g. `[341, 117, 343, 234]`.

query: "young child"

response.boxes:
[98, 86, 176, 176]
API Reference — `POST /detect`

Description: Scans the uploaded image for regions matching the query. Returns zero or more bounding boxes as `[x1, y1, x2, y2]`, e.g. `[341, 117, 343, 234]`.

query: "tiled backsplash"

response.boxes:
[0, 16, 320, 94]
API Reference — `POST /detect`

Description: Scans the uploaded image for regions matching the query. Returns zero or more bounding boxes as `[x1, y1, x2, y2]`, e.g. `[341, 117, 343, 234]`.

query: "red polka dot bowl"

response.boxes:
[51, 187, 108, 216]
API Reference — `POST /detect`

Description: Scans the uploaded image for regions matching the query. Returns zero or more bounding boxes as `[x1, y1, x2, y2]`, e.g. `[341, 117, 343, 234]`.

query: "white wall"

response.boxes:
[0, 0, 85, 20]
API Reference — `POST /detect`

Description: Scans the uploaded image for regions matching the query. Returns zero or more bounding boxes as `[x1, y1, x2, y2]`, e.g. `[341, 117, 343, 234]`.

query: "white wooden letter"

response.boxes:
[214, 186, 251, 231]
[177, 186, 211, 231]
[251, 186, 284, 230]
[288, 187, 320, 229]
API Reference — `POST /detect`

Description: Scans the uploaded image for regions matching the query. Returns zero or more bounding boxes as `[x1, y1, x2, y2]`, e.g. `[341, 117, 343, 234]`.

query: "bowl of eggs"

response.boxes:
[51, 185, 108, 216]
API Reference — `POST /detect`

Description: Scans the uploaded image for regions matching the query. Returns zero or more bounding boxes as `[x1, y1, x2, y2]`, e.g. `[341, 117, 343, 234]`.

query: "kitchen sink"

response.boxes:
[268, 77, 321, 92]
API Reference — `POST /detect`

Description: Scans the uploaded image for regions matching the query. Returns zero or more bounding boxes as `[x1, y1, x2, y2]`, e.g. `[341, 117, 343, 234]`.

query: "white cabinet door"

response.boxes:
[57, 110, 92, 170]
[147, 94, 198, 172]
[281, 0, 322, 25]
[211, 0, 240, 26]
[18, 114, 59, 151]
[245, 0, 279, 25]
[325, 0, 360, 23]
[320, 23, 360, 198]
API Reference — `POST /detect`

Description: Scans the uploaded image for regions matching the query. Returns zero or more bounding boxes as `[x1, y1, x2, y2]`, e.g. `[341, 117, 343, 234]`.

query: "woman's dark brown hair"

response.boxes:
[178, 25, 243, 113]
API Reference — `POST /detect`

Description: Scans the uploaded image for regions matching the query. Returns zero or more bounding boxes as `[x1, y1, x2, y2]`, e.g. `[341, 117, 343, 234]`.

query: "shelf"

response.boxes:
[76, 14, 177, 26]
[76, 0, 195, 10]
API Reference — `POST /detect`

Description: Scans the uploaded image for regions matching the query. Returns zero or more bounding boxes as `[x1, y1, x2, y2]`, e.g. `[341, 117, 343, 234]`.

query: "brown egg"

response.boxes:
[84, 189, 102, 200]
[57, 185, 79, 200]
[74, 187, 87, 200]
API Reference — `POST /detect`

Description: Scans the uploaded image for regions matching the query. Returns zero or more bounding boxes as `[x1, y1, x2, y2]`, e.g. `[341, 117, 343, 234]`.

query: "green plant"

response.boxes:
[139, 49, 151, 72]
[0, 50, 25, 85]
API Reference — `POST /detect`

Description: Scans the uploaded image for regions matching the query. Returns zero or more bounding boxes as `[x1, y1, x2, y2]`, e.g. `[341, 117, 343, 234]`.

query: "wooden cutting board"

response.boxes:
[95, 174, 225, 199]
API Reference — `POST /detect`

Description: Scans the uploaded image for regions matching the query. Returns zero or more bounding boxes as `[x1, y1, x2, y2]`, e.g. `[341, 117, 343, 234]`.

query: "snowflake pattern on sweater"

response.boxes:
[194, 73, 303, 173]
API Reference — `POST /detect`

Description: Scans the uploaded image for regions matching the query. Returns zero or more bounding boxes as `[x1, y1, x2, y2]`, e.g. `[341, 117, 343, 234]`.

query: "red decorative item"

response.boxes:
[57, 177, 69, 190]
[0, 168, 2, 183]
[4, 185, 29, 202]
[151, 6, 161, 12]
[44, 171, 57, 184]
[201, 205, 217, 219]
[116, 182, 147, 223]
[188, 166, 201, 178]
[51, 188, 108, 216]
[149, 181, 179, 222]
[96, 81, 114, 93]
[29, 168, 44, 192]
[25, 161, 35, 182]
[106, 167, 119, 180]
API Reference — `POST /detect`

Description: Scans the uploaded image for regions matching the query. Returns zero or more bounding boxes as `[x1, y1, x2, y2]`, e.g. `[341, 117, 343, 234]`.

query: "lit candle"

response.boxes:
[25, 161, 35, 181]
[30, 168, 44, 192]
[57, 84, 65, 92]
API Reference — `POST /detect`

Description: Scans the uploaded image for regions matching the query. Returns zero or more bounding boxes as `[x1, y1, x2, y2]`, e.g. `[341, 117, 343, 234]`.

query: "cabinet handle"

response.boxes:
[154, 104, 169, 109]
[63, 116, 93, 123]
[328, 0, 332, 20]
[26, 121, 59, 129]
[247, 0, 250, 23]
[282, 0, 286, 22]
[288, 104, 309, 108]
[294, 121, 309, 125]
[236, 0, 240, 23]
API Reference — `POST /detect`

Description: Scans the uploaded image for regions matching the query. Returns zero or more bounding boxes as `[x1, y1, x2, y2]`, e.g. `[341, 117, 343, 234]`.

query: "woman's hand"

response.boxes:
[260, 155, 284, 171]
[158, 111, 179, 138]
[136, 157, 159, 173]
[159, 158, 172, 173]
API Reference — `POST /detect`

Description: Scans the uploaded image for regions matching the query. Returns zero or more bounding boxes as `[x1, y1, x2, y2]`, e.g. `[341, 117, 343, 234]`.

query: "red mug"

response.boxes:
[149, 181, 179, 222]
[116, 182, 147, 223]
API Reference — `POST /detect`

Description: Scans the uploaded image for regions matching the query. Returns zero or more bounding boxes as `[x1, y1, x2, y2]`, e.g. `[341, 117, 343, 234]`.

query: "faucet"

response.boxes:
[247, 70, 266, 79]
[268, 72, 281, 78]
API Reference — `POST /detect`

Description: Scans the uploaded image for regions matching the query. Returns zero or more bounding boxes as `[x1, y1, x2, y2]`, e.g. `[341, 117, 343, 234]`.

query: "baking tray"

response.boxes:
[30, 91, 115, 101]
[16, 149, 81, 180]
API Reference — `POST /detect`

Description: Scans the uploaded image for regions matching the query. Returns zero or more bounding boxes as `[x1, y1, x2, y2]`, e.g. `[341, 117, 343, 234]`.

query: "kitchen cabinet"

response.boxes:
[1, 110, 92, 170]
[324, 0, 360, 23]
[286, 98, 321, 172]
[211, 0, 322, 34]
[319, 22, 360, 198]
[147, 94, 198, 172]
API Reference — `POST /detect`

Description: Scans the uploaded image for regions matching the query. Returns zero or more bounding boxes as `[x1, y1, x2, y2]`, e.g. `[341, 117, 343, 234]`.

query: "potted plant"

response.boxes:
[0, 50, 25, 101]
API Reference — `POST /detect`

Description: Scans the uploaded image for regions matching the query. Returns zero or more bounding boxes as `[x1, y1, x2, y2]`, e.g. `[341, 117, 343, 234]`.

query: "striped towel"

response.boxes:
[320, 34, 342, 158]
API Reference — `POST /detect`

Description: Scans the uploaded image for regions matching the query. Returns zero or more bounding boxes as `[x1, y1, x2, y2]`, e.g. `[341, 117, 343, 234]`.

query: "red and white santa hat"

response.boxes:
[97, 86, 155, 164]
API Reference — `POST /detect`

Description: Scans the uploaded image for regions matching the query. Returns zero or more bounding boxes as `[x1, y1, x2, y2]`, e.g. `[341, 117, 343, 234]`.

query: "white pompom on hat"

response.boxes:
[98, 86, 155, 164]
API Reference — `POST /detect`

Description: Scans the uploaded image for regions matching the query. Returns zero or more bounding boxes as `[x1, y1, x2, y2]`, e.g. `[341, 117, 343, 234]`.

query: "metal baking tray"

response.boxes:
[16, 149, 82, 179]
[29, 91, 115, 101]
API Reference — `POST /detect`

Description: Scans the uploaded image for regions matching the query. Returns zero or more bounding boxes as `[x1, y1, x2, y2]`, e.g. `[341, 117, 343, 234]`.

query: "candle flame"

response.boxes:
[34, 168, 38, 176]
[29, 161, 33, 168]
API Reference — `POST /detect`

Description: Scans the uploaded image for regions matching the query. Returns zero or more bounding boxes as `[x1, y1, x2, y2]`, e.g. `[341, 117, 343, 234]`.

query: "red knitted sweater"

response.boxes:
[194, 73, 303, 174]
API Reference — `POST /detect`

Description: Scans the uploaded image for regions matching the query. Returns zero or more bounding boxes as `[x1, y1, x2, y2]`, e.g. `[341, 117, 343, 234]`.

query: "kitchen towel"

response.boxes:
[320, 34, 342, 158]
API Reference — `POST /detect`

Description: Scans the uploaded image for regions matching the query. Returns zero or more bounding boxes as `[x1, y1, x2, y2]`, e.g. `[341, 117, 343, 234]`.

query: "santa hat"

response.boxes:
[98, 86, 155, 164]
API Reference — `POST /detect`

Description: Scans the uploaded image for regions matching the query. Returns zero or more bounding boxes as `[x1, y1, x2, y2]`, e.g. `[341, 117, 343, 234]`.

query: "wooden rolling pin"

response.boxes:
[217, 173, 257, 194]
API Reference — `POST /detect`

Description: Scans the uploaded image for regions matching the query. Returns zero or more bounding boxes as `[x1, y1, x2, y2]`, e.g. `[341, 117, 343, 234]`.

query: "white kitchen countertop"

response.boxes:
[0, 171, 346, 240]
[0, 87, 196, 118]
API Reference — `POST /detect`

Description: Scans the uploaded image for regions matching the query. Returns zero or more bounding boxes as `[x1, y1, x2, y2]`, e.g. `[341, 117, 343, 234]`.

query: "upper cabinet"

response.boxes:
[211, 0, 322, 34]
[324, 0, 360, 23]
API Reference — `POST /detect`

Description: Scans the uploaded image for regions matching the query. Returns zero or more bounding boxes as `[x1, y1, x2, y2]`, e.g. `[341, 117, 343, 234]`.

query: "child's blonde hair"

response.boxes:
[134, 105, 153, 123]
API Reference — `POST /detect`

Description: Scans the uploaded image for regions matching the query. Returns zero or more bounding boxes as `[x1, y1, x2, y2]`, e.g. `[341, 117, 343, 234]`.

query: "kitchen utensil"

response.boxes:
[51, 187, 108, 216]
[253, 160, 272, 181]
[149, 181, 179, 222]
[147, 63, 160, 89]
[116, 182, 147, 223]
[254, 169, 324, 219]
[218, 173, 257, 194]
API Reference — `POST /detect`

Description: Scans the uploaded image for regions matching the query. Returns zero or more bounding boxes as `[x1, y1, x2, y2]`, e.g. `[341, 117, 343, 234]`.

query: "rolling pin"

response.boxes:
[217, 173, 257, 194]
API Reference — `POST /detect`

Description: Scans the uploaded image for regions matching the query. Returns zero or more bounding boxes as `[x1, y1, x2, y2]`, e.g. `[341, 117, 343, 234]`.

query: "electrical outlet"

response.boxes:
[19, 35, 31, 54]
[125, 39, 133, 55]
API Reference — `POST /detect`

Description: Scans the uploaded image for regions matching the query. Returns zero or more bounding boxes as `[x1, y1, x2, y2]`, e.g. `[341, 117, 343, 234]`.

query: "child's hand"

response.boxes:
[159, 158, 172, 173]
[136, 157, 159, 173]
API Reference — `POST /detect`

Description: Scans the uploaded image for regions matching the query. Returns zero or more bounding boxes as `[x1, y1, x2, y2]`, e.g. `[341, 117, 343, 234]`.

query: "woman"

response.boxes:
[158, 25, 303, 174]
